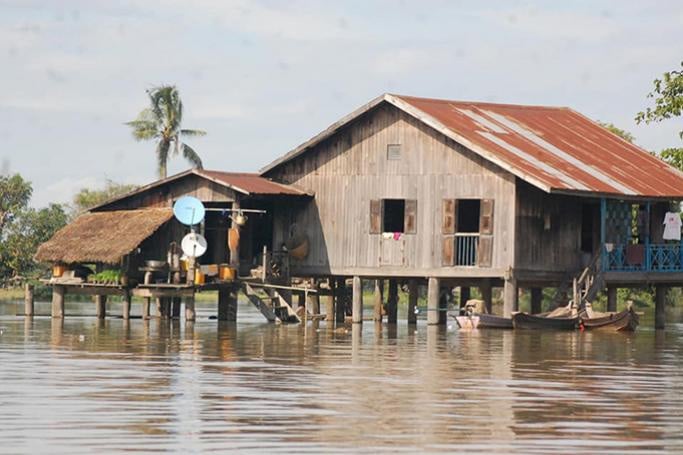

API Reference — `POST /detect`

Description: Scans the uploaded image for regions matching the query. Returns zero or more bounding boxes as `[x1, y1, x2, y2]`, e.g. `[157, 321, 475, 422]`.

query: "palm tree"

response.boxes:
[126, 85, 206, 179]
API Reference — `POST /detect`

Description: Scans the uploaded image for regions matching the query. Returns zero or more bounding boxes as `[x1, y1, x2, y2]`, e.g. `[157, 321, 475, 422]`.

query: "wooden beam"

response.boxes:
[51, 285, 65, 319]
[95, 295, 107, 319]
[122, 291, 132, 320]
[185, 294, 196, 322]
[142, 298, 151, 320]
[171, 297, 182, 319]
[607, 286, 617, 312]
[655, 286, 666, 330]
[407, 279, 418, 325]
[352, 276, 362, 324]
[503, 278, 517, 318]
[387, 279, 398, 324]
[218, 287, 238, 322]
[480, 281, 492, 314]
[373, 279, 383, 323]
[335, 278, 346, 324]
[427, 277, 440, 325]
[306, 287, 320, 315]
[24, 284, 34, 317]
[530, 288, 542, 314]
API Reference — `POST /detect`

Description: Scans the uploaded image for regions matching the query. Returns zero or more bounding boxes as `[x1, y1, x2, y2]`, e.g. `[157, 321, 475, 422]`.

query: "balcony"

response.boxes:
[602, 243, 683, 272]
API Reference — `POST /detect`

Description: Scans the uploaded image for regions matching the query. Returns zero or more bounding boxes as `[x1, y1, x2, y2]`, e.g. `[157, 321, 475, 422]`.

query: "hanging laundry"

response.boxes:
[393, 232, 402, 241]
[662, 211, 682, 241]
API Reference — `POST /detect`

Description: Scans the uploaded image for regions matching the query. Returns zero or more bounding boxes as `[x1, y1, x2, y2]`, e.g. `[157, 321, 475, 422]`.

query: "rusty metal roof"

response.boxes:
[261, 93, 683, 198]
[197, 170, 308, 196]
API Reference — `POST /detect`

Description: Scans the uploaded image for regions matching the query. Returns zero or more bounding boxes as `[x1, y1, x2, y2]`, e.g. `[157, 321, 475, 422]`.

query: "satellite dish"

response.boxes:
[181, 232, 208, 258]
[173, 196, 206, 226]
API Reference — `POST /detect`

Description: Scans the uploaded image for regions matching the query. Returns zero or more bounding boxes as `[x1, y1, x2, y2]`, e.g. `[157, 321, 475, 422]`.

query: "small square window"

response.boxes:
[387, 144, 401, 160]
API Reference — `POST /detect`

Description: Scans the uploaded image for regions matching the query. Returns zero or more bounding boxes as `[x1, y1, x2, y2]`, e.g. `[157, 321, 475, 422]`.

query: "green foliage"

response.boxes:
[659, 147, 683, 171]
[0, 173, 32, 233]
[0, 203, 67, 281]
[126, 85, 206, 179]
[599, 122, 635, 143]
[636, 61, 683, 139]
[89, 269, 121, 283]
[70, 180, 138, 217]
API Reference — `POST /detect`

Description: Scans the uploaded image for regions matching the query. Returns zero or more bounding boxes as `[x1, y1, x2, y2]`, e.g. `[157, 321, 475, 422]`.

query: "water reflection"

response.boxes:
[0, 307, 682, 453]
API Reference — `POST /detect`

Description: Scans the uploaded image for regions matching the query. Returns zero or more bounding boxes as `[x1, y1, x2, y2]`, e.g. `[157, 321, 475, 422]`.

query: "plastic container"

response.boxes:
[219, 265, 236, 281]
[194, 270, 206, 285]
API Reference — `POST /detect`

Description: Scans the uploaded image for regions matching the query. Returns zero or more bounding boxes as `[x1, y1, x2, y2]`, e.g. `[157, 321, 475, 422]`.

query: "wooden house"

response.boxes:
[259, 94, 683, 324]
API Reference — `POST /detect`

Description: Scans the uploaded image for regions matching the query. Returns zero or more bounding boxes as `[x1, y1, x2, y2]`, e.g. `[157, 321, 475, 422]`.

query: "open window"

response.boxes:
[442, 198, 494, 266]
[370, 199, 417, 234]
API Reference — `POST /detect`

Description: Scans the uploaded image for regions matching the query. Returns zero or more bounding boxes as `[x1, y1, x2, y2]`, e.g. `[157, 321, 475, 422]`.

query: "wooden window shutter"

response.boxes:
[477, 236, 493, 267]
[479, 199, 494, 235]
[404, 199, 417, 234]
[370, 199, 381, 234]
[442, 237, 455, 266]
[442, 199, 457, 234]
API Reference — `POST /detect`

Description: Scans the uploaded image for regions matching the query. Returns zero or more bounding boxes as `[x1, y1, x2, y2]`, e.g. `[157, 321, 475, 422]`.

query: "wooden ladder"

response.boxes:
[243, 282, 301, 324]
[572, 253, 604, 309]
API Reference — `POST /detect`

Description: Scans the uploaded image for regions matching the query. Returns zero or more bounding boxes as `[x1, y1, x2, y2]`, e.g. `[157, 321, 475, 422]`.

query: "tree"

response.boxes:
[126, 85, 206, 179]
[0, 204, 67, 280]
[0, 174, 32, 233]
[70, 180, 138, 217]
[598, 122, 635, 143]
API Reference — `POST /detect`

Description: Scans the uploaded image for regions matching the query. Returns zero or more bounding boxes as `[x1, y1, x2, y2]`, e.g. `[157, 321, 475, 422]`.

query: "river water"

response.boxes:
[1, 300, 683, 454]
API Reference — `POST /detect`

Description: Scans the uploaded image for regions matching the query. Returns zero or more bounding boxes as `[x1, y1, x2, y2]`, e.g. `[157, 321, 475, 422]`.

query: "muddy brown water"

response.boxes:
[1, 300, 683, 454]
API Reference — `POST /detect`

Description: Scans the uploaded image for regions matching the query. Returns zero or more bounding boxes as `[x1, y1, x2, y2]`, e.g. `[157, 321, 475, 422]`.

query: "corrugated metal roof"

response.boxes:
[197, 170, 307, 196]
[261, 93, 683, 198]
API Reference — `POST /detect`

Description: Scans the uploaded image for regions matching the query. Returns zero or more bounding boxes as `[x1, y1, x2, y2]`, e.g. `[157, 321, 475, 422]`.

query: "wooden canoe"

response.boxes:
[512, 312, 579, 330]
[580, 308, 639, 332]
[453, 313, 513, 329]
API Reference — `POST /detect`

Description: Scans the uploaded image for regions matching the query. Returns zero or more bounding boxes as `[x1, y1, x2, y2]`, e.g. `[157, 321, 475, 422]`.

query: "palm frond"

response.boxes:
[125, 108, 161, 141]
[181, 143, 203, 169]
[180, 128, 207, 137]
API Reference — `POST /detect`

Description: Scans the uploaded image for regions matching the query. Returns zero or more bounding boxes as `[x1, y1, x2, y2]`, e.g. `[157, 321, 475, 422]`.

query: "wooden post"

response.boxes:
[427, 277, 440, 325]
[655, 286, 666, 330]
[171, 297, 182, 319]
[407, 279, 418, 325]
[307, 288, 320, 315]
[218, 286, 238, 322]
[352, 276, 363, 324]
[530, 288, 543, 314]
[51, 285, 65, 319]
[387, 279, 398, 324]
[142, 297, 151, 319]
[373, 279, 384, 322]
[122, 291, 131, 320]
[438, 287, 448, 325]
[24, 283, 34, 317]
[503, 278, 517, 318]
[607, 286, 617, 312]
[459, 286, 471, 308]
[335, 278, 346, 324]
[95, 295, 107, 319]
[185, 294, 196, 322]
[324, 279, 335, 324]
[480, 281, 492, 314]
[230, 200, 241, 270]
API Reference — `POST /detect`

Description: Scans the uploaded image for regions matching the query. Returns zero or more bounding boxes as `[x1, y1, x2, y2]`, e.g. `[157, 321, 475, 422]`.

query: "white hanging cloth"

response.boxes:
[662, 212, 682, 241]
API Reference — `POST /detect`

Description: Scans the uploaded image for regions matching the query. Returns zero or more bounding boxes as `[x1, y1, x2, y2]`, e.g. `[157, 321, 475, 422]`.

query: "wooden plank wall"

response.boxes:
[267, 103, 517, 278]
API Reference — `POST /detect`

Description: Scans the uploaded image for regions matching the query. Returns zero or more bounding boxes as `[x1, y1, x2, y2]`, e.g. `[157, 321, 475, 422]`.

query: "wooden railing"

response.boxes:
[602, 244, 683, 272]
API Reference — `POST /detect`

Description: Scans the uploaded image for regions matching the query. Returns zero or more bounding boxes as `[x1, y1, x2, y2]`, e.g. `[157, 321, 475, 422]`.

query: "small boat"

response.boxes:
[453, 313, 513, 329]
[580, 307, 639, 332]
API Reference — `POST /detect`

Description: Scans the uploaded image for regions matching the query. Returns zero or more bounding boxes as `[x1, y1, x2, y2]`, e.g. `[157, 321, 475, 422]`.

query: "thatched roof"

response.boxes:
[35, 208, 174, 265]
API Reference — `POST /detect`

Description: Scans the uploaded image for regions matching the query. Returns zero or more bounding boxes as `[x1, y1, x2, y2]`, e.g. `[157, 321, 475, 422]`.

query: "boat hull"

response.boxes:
[454, 314, 513, 329]
[581, 308, 639, 332]
[512, 312, 579, 330]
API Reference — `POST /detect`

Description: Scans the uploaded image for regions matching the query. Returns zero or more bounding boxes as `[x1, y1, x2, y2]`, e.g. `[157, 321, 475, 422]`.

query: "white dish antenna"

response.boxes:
[181, 232, 208, 258]
[173, 196, 206, 226]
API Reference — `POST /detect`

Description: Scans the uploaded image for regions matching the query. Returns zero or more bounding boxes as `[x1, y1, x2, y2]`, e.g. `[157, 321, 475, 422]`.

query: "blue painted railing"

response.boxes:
[456, 234, 479, 266]
[602, 243, 683, 272]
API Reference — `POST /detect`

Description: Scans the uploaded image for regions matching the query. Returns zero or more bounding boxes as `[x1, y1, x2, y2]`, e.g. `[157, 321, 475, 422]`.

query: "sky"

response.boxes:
[1, 0, 682, 207]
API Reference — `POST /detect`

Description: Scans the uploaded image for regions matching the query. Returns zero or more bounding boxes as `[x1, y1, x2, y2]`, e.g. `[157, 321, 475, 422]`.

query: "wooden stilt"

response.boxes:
[387, 279, 398, 324]
[324, 280, 335, 324]
[503, 278, 517, 318]
[51, 285, 65, 319]
[335, 278, 346, 324]
[307, 287, 320, 315]
[655, 286, 666, 330]
[427, 277, 440, 325]
[24, 283, 34, 317]
[142, 298, 151, 319]
[352, 276, 362, 324]
[373, 279, 384, 322]
[459, 286, 471, 308]
[185, 294, 196, 322]
[607, 286, 617, 312]
[122, 292, 131, 320]
[95, 295, 107, 319]
[407, 279, 418, 325]
[530, 288, 542, 314]
[481, 281, 492, 314]
[218, 286, 238, 322]
[171, 297, 182, 319]
[438, 287, 448, 325]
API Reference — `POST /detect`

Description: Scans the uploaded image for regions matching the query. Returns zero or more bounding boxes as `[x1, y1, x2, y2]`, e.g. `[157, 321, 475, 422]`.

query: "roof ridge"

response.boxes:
[389, 93, 570, 111]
